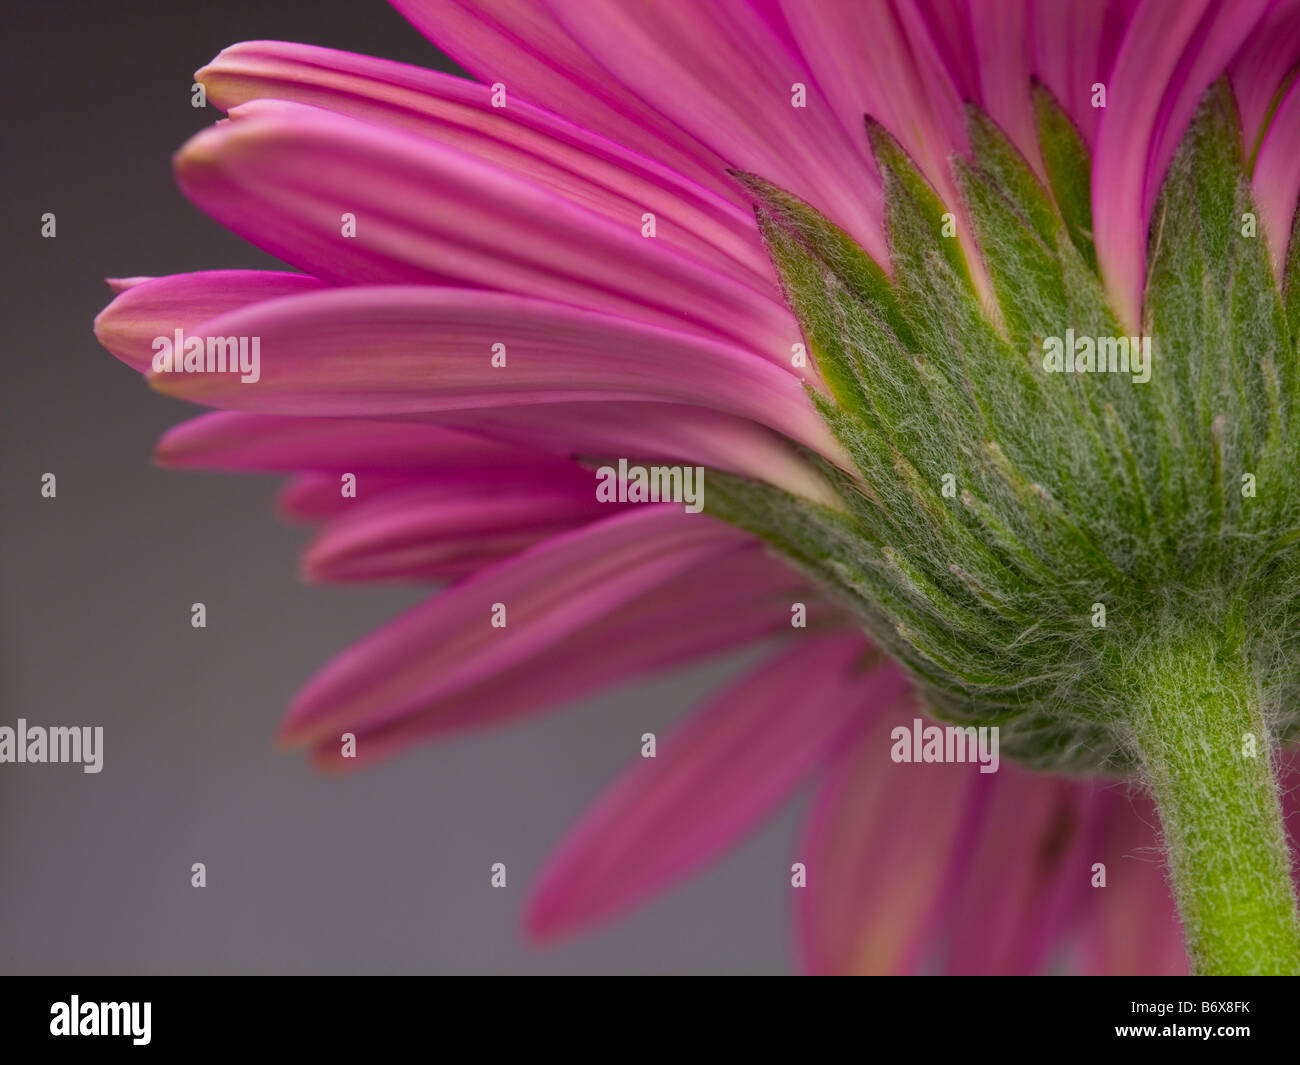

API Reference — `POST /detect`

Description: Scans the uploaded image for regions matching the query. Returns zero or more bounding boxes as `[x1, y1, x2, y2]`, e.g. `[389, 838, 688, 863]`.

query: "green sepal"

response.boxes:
[724, 78, 1300, 776]
[730, 168, 914, 345]
[865, 117, 976, 294]
[752, 206, 871, 418]
[1032, 80, 1096, 270]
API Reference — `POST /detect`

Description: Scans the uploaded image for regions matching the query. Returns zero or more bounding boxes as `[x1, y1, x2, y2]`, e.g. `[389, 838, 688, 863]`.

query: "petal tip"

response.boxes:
[520, 892, 569, 947]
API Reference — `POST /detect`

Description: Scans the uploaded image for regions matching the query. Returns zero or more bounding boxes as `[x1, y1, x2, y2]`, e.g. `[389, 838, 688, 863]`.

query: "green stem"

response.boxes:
[1127, 628, 1300, 974]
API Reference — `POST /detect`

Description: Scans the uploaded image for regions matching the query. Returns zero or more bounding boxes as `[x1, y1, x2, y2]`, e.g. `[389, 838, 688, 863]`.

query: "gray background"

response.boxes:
[0, 0, 796, 973]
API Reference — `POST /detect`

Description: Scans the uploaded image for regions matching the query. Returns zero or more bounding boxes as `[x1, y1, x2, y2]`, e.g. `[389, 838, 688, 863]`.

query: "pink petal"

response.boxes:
[301, 476, 614, 583]
[779, 1, 1003, 300]
[897, 0, 980, 125]
[1285, 747, 1300, 897]
[308, 545, 829, 766]
[536, 0, 887, 264]
[280, 507, 752, 746]
[195, 41, 774, 295]
[421, 402, 847, 505]
[94, 270, 327, 372]
[154, 412, 552, 473]
[795, 704, 986, 975]
[389, 0, 743, 202]
[1093, 0, 1216, 331]
[779, 0, 968, 230]
[526, 635, 885, 942]
[1138, 0, 1272, 220]
[1093, 0, 1270, 331]
[1230, 0, 1300, 159]
[1072, 788, 1188, 975]
[1031, 0, 1139, 147]
[154, 405, 841, 506]
[1253, 77, 1300, 280]
[276, 473, 425, 522]
[147, 286, 843, 462]
[969, 0, 1042, 174]
[105, 275, 158, 294]
[174, 99, 795, 359]
[943, 770, 1101, 974]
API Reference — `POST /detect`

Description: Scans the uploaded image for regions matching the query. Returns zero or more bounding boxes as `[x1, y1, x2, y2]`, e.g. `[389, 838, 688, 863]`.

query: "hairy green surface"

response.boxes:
[714, 81, 1300, 780]
[1127, 624, 1300, 973]
[710, 80, 1300, 971]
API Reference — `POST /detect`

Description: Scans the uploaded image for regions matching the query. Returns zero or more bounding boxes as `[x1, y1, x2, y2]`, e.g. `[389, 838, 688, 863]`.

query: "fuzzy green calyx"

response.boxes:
[710, 80, 1300, 778]
[709, 78, 1300, 975]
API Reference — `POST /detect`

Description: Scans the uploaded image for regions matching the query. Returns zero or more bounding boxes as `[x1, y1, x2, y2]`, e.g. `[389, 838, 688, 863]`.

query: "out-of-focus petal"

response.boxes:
[307, 544, 830, 764]
[301, 476, 614, 582]
[1284, 747, 1300, 896]
[154, 412, 559, 474]
[94, 270, 327, 372]
[943, 770, 1100, 974]
[1073, 788, 1188, 975]
[174, 99, 795, 358]
[526, 635, 885, 942]
[280, 507, 751, 746]
[276, 473, 427, 522]
[147, 286, 845, 463]
[796, 708, 987, 974]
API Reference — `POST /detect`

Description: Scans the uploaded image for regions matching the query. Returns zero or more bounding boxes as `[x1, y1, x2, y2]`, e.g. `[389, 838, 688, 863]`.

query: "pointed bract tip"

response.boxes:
[726, 169, 774, 203]
[862, 115, 903, 167]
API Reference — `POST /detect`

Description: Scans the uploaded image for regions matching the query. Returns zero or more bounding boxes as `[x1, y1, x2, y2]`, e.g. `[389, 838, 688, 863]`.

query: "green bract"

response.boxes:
[709, 80, 1300, 777]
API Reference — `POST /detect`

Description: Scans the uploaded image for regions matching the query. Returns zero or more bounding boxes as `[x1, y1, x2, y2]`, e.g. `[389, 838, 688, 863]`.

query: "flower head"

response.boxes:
[96, 0, 1300, 973]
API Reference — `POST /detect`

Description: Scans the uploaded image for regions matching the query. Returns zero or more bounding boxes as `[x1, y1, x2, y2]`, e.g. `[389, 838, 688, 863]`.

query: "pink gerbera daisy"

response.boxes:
[96, 0, 1300, 974]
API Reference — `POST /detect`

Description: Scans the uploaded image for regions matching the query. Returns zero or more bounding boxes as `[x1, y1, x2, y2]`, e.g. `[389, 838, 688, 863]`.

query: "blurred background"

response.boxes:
[0, 0, 797, 973]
